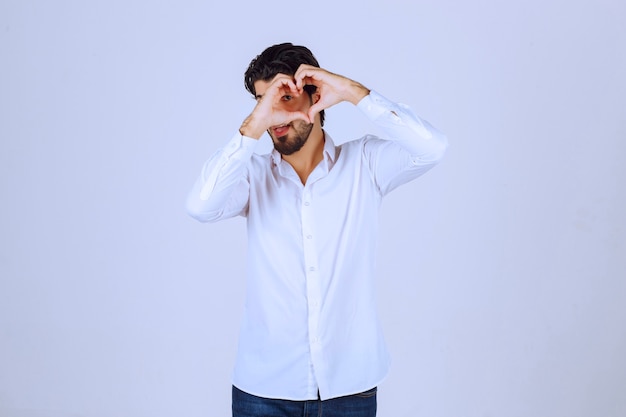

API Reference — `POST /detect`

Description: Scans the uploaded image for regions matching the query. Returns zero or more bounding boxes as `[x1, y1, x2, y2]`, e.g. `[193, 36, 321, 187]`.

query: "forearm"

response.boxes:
[343, 81, 370, 105]
[239, 114, 267, 139]
[185, 132, 256, 222]
[358, 91, 448, 162]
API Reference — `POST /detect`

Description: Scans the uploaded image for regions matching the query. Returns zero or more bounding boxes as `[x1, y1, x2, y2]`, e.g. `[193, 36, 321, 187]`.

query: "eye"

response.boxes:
[281, 95, 293, 101]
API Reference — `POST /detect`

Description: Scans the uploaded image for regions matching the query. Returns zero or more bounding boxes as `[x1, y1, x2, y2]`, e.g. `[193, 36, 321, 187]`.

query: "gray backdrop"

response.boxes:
[1, 0, 625, 416]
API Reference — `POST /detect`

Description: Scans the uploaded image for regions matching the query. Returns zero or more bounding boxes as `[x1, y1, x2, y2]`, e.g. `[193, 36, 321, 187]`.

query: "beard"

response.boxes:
[271, 120, 314, 156]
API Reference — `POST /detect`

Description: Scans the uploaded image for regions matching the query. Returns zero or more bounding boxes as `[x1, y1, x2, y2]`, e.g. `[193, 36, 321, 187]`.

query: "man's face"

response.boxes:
[254, 78, 315, 156]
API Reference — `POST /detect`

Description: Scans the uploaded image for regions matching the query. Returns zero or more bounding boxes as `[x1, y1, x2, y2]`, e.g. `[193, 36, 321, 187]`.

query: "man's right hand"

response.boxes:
[239, 74, 311, 139]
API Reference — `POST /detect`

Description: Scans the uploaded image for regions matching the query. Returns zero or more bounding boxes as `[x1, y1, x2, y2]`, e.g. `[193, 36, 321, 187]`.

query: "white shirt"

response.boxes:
[186, 91, 447, 400]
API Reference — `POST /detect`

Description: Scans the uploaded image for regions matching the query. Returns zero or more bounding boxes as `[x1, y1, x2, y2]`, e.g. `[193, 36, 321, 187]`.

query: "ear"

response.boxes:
[313, 90, 321, 104]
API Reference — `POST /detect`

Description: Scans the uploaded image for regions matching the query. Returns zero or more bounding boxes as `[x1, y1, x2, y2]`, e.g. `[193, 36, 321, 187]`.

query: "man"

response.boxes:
[186, 43, 447, 417]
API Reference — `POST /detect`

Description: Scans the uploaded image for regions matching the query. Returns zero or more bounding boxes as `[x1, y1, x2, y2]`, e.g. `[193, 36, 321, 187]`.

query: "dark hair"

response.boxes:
[244, 42, 325, 126]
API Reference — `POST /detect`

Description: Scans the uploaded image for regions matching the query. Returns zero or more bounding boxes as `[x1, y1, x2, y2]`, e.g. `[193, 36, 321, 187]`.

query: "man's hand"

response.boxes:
[294, 64, 370, 122]
[239, 75, 311, 139]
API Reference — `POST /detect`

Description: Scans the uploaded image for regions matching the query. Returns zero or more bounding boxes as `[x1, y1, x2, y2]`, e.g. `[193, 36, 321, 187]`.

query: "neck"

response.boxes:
[282, 124, 325, 185]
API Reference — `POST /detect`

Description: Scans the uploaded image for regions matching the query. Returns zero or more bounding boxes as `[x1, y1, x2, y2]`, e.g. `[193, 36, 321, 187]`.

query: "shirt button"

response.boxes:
[309, 267, 316, 272]
[304, 201, 310, 206]
[307, 235, 312, 239]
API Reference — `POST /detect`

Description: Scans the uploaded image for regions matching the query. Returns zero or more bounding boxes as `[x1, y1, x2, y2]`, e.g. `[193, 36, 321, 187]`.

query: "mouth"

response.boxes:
[272, 123, 291, 137]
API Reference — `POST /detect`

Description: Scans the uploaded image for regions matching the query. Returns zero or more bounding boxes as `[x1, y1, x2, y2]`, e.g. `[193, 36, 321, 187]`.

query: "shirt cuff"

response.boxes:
[357, 90, 397, 120]
[223, 131, 260, 159]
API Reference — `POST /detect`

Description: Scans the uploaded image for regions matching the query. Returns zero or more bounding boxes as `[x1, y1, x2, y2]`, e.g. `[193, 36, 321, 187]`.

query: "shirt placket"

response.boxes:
[301, 183, 323, 398]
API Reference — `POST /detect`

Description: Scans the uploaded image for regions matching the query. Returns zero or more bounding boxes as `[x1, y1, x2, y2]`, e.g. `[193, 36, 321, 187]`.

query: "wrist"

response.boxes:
[346, 82, 370, 105]
[239, 116, 265, 139]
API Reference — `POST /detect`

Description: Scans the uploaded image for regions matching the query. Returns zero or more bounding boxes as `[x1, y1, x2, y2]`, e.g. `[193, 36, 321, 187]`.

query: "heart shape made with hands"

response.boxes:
[242, 67, 368, 138]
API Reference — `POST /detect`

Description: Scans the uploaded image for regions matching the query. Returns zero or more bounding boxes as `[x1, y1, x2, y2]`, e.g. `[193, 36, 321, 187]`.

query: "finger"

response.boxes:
[269, 74, 298, 91]
[265, 77, 300, 101]
[288, 80, 304, 98]
[294, 73, 304, 90]
[307, 102, 324, 123]
[295, 66, 321, 90]
[296, 73, 317, 90]
[294, 64, 312, 83]
[287, 111, 311, 124]
[285, 78, 300, 93]
[275, 76, 299, 93]
[279, 83, 301, 98]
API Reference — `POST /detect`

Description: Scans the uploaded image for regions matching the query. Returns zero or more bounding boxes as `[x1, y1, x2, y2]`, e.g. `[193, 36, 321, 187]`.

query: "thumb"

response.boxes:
[307, 102, 325, 123]
[287, 111, 311, 124]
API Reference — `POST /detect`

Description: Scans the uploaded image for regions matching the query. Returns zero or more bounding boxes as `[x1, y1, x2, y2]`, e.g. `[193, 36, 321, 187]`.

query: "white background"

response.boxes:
[1, 0, 625, 416]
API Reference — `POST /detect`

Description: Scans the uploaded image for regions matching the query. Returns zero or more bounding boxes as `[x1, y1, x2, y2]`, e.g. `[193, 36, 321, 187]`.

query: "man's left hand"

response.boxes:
[294, 65, 370, 122]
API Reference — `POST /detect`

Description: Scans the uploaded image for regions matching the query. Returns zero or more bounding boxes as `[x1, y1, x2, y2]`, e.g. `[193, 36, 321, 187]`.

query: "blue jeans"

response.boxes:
[232, 385, 377, 417]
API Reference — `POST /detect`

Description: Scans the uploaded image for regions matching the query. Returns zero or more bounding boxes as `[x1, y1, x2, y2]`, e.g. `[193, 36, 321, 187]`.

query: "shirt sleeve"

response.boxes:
[357, 90, 448, 196]
[185, 131, 258, 222]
